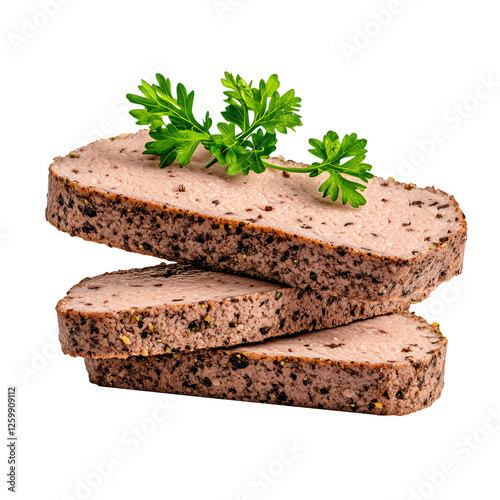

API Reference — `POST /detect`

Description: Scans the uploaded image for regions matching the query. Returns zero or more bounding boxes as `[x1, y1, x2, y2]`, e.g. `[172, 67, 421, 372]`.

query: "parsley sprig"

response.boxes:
[127, 73, 373, 207]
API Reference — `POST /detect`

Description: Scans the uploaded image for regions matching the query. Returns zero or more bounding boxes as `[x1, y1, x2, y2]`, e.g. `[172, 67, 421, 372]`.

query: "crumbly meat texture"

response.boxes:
[57, 263, 410, 358]
[46, 130, 467, 300]
[85, 312, 447, 416]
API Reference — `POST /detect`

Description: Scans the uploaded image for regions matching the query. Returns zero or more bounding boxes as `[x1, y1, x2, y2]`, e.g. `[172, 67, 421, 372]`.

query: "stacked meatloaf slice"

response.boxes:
[57, 263, 412, 359]
[48, 131, 466, 415]
[85, 313, 447, 416]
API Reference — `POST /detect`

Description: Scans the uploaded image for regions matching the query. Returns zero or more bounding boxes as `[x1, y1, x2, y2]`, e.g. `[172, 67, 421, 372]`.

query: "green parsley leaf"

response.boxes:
[127, 73, 374, 207]
[127, 74, 211, 133]
[220, 72, 302, 136]
[146, 125, 210, 168]
[308, 131, 374, 207]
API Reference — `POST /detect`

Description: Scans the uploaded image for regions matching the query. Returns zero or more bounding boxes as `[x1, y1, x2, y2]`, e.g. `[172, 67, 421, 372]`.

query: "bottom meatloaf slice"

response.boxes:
[57, 263, 410, 358]
[85, 312, 447, 416]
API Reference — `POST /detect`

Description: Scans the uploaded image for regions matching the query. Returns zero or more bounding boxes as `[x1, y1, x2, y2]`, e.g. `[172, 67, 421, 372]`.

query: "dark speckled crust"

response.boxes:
[85, 313, 447, 416]
[57, 264, 410, 359]
[46, 168, 467, 302]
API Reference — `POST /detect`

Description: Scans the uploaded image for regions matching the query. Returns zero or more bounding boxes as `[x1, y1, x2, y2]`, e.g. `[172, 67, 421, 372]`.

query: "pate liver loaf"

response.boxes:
[85, 312, 447, 416]
[57, 263, 410, 358]
[47, 130, 467, 300]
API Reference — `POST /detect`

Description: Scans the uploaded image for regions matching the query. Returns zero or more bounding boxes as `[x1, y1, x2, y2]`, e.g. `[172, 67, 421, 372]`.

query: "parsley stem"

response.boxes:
[204, 157, 218, 169]
[204, 157, 315, 172]
[261, 160, 314, 174]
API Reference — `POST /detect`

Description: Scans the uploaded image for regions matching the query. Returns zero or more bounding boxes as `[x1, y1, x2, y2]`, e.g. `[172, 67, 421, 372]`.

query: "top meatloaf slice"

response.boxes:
[46, 130, 467, 300]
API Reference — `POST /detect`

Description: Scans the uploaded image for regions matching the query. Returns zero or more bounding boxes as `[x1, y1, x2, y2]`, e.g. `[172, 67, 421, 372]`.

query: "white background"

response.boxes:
[1, 1, 499, 499]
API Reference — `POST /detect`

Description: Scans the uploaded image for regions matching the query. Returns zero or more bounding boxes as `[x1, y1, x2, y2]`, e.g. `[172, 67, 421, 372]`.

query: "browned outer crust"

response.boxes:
[46, 167, 467, 301]
[57, 264, 411, 358]
[84, 314, 447, 416]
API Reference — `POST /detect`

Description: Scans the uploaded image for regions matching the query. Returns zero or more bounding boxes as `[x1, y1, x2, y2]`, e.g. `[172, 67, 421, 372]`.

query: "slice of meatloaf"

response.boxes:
[46, 130, 467, 301]
[57, 263, 410, 358]
[85, 312, 447, 416]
